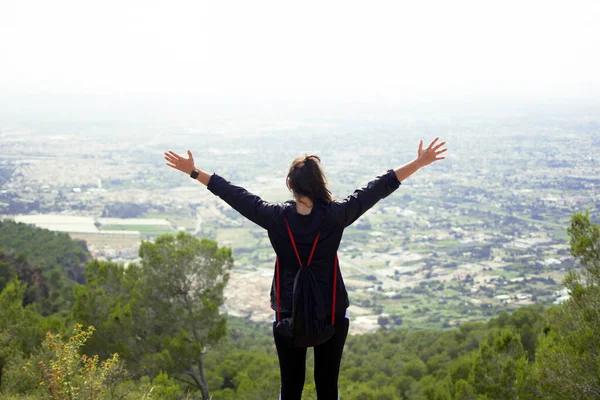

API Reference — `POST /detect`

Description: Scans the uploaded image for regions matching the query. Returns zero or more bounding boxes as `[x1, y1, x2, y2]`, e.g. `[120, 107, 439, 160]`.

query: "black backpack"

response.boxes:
[274, 216, 339, 348]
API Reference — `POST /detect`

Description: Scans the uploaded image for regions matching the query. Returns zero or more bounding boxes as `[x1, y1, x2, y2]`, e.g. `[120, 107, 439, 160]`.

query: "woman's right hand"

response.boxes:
[164, 150, 196, 175]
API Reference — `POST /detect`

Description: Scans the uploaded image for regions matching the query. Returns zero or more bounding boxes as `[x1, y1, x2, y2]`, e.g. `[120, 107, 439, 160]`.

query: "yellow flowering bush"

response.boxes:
[24, 324, 120, 400]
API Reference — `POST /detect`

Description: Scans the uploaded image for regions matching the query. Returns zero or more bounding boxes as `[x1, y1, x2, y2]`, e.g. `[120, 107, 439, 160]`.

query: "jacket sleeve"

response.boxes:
[207, 173, 282, 230]
[330, 169, 401, 228]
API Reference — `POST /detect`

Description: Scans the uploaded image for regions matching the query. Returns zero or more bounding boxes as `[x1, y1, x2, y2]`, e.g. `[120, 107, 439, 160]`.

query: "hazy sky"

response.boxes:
[1, 0, 599, 103]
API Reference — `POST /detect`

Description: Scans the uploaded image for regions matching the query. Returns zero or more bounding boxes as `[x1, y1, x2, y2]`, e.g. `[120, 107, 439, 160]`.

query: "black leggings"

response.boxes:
[273, 316, 350, 400]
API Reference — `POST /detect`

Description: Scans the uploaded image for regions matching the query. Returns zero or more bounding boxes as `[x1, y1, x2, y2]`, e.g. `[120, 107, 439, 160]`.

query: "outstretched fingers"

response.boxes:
[164, 150, 182, 170]
[164, 154, 178, 164]
[427, 137, 439, 150]
[435, 146, 447, 161]
[433, 141, 446, 151]
[167, 150, 183, 159]
[164, 157, 178, 169]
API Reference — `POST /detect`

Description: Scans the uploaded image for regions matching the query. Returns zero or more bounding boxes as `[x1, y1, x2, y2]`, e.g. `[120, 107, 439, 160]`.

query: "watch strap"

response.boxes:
[190, 169, 199, 179]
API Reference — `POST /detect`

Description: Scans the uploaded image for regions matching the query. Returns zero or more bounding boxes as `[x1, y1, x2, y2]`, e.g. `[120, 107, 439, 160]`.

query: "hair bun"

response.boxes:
[287, 154, 332, 203]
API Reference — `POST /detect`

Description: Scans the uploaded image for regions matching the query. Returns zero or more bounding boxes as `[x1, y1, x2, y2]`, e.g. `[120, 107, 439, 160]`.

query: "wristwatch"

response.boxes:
[190, 169, 199, 179]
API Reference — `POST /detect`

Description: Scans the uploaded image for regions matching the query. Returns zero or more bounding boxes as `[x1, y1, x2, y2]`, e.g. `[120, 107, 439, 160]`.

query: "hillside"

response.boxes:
[0, 211, 598, 399]
[0, 220, 90, 315]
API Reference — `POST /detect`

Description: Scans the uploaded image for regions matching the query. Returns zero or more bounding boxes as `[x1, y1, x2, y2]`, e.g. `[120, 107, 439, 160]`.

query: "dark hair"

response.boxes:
[287, 154, 333, 203]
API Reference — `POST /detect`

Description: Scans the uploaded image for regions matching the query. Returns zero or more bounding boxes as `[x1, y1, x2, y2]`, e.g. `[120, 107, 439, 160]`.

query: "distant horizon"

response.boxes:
[1, 92, 599, 125]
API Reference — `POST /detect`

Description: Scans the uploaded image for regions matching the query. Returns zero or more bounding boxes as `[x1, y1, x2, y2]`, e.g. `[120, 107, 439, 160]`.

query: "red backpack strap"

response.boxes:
[307, 231, 321, 266]
[284, 217, 321, 267]
[284, 218, 303, 267]
[276, 256, 281, 322]
[331, 254, 338, 326]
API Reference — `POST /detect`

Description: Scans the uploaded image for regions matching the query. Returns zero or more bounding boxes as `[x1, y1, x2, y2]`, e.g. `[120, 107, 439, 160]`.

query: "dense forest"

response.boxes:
[0, 211, 598, 399]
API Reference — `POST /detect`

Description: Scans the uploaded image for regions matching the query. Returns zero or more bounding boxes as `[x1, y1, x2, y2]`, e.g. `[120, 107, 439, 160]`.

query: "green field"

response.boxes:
[102, 225, 174, 235]
[216, 228, 259, 250]
[144, 212, 197, 230]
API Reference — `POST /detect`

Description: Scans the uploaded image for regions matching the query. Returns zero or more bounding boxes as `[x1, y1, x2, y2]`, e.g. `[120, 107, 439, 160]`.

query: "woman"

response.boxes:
[164, 137, 447, 399]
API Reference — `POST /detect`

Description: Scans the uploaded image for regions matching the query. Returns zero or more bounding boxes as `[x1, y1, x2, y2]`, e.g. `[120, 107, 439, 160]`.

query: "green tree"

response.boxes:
[0, 280, 26, 389]
[402, 359, 427, 381]
[0, 220, 90, 315]
[0, 279, 64, 392]
[73, 232, 232, 400]
[470, 329, 527, 400]
[0, 251, 50, 306]
[138, 232, 233, 399]
[528, 211, 600, 399]
[71, 260, 146, 364]
[454, 379, 476, 400]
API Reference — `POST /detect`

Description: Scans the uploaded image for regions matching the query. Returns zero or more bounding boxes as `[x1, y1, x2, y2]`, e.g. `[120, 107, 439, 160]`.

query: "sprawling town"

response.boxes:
[1, 114, 598, 333]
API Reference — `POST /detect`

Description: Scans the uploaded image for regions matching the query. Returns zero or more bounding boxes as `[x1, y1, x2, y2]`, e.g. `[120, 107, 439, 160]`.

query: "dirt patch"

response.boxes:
[349, 315, 380, 335]
[344, 279, 375, 289]
[224, 269, 381, 334]
[224, 270, 274, 323]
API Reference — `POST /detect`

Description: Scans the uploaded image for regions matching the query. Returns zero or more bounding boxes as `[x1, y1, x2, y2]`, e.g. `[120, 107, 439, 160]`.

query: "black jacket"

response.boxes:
[207, 169, 401, 317]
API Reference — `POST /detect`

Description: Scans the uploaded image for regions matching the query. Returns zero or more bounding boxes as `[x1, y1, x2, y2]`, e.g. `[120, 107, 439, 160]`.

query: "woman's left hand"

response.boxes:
[417, 137, 447, 167]
[164, 150, 196, 175]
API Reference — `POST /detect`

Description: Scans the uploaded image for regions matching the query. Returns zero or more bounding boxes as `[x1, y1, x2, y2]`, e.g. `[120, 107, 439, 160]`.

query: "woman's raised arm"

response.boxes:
[394, 137, 447, 181]
[164, 149, 282, 230]
[164, 150, 211, 185]
[330, 137, 447, 228]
